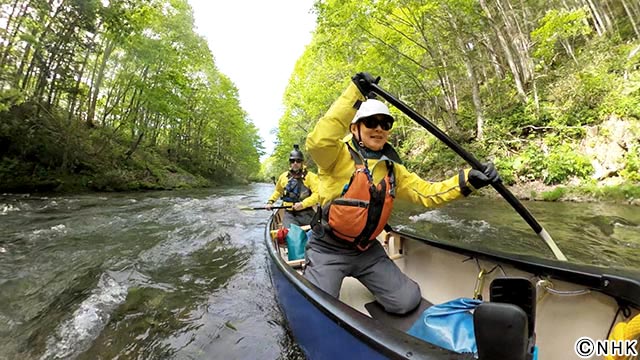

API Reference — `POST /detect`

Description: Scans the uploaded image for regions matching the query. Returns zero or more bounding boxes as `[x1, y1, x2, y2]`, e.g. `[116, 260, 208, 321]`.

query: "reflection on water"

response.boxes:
[0, 186, 638, 359]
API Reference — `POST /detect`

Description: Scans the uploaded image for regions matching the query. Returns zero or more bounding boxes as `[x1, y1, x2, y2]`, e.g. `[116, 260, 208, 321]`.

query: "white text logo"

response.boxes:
[574, 337, 638, 358]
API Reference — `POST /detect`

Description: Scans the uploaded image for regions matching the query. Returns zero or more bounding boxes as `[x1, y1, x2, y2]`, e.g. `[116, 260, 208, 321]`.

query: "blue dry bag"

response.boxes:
[286, 224, 308, 261]
[407, 297, 482, 355]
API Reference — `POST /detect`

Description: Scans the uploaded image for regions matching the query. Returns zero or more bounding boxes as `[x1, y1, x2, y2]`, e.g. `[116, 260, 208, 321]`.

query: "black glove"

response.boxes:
[352, 72, 380, 96]
[468, 162, 501, 189]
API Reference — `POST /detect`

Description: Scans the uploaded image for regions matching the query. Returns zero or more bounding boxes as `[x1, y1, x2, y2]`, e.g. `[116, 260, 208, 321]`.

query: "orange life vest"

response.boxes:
[325, 146, 395, 251]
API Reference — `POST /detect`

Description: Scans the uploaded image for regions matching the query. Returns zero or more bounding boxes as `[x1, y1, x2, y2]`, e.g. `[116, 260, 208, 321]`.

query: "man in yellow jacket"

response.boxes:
[304, 72, 500, 315]
[266, 144, 319, 228]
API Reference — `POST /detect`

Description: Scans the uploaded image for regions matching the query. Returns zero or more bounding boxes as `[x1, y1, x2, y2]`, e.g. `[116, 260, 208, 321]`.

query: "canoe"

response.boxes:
[265, 209, 640, 360]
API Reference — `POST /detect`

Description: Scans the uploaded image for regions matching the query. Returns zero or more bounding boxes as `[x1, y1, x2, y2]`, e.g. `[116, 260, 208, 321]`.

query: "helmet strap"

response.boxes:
[357, 124, 364, 147]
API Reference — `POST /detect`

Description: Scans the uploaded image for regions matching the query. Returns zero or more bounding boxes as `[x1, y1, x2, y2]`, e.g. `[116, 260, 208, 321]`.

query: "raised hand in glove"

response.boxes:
[352, 72, 381, 96]
[468, 162, 501, 189]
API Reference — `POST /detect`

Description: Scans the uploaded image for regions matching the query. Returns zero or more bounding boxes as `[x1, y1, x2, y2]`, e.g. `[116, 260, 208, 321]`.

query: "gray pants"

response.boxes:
[282, 208, 315, 228]
[303, 230, 421, 315]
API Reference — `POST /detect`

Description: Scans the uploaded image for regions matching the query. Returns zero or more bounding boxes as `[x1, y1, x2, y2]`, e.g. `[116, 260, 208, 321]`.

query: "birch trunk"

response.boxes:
[446, 9, 485, 140]
[479, 0, 527, 101]
[620, 0, 640, 38]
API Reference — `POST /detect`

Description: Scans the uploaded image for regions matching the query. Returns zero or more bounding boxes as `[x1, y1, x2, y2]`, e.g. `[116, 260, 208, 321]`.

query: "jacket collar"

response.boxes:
[343, 134, 403, 164]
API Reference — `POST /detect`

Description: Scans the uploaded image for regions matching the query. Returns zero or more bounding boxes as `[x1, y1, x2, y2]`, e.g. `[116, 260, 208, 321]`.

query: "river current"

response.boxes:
[1, 183, 638, 359]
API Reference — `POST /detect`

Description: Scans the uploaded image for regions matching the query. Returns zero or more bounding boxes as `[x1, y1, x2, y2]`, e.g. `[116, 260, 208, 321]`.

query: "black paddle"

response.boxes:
[371, 83, 567, 261]
[240, 205, 292, 211]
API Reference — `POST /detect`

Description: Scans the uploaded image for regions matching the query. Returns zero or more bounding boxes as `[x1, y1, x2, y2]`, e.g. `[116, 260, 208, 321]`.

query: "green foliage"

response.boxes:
[513, 146, 547, 182]
[541, 186, 567, 201]
[494, 141, 593, 185]
[544, 144, 593, 184]
[0, 89, 26, 112]
[493, 157, 516, 185]
[0, 102, 213, 192]
[1, 0, 637, 195]
[268, 0, 638, 202]
[0, 0, 262, 192]
[542, 39, 640, 128]
[620, 145, 640, 182]
[546, 71, 612, 126]
[399, 138, 466, 179]
[531, 8, 591, 66]
[575, 182, 640, 201]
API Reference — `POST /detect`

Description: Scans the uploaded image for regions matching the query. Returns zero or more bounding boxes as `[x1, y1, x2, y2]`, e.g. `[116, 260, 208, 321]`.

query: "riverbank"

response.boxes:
[483, 179, 640, 206]
[0, 100, 261, 194]
[0, 150, 215, 194]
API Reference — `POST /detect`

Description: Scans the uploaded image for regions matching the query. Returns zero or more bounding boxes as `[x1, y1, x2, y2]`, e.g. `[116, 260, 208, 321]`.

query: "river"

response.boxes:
[1, 183, 638, 359]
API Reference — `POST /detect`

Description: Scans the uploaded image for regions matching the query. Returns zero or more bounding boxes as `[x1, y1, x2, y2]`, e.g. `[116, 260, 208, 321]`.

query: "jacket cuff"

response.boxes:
[458, 170, 473, 196]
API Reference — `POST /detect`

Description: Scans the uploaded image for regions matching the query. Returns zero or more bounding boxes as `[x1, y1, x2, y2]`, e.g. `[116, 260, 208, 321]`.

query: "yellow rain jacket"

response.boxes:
[306, 83, 475, 208]
[267, 168, 320, 210]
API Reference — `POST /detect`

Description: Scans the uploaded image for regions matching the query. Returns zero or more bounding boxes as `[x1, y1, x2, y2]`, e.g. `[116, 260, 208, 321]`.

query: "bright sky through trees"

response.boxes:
[188, 0, 317, 159]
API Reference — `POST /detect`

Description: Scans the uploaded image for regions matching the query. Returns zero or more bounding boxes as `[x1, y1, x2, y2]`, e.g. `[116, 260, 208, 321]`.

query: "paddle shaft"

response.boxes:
[371, 83, 567, 261]
[245, 206, 292, 210]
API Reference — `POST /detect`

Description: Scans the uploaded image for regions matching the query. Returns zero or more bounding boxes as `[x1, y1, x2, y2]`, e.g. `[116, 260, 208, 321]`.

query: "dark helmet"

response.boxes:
[289, 144, 304, 161]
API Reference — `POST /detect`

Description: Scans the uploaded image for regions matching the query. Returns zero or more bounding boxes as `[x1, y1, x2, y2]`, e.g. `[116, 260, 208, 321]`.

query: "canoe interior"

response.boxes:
[267, 209, 640, 360]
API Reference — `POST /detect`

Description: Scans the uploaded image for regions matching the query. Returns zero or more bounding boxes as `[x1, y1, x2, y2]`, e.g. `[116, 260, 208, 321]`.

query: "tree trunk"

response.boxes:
[479, 0, 527, 102]
[620, 0, 640, 38]
[87, 38, 115, 127]
[600, 0, 614, 33]
[481, 35, 505, 79]
[583, 0, 606, 35]
[496, 0, 533, 85]
[125, 131, 144, 160]
[14, 42, 31, 87]
[560, 39, 578, 64]
[446, 8, 484, 140]
[0, 0, 30, 71]
[68, 37, 95, 122]
[102, 76, 134, 126]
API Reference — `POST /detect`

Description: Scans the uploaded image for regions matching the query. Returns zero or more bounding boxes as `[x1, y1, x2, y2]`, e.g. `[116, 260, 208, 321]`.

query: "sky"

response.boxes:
[187, 0, 318, 160]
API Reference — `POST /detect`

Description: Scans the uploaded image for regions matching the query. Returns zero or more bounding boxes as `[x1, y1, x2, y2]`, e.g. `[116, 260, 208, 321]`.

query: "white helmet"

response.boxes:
[351, 99, 394, 124]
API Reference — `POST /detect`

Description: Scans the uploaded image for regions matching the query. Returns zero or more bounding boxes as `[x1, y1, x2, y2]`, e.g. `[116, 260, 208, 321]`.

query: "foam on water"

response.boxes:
[40, 273, 128, 360]
[1, 203, 20, 215]
[409, 209, 460, 225]
[409, 209, 492, 233]
[29, 224, 68, 241]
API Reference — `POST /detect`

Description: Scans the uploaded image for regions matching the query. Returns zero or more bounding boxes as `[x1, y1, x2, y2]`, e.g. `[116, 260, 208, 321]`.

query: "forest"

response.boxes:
[0, 0, 262, 192]
[266, 0, 640, 203]
[0, 0, 639, 202]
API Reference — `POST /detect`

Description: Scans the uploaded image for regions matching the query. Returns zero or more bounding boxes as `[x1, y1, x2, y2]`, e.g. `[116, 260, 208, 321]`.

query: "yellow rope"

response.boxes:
[606, 314, 640, 360]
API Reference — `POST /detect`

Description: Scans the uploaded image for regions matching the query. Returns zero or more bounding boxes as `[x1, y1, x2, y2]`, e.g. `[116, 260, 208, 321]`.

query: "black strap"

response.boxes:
[347, 145, 365, 166]
[354, 179, 386, 249]
[387, 160, 395, 197]
[354, 162, 395, 248]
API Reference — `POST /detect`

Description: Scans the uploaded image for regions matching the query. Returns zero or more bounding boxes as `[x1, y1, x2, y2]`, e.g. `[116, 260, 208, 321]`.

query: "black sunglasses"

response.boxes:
[289, 159, 303, 163]
[361, 116, 393, 131]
